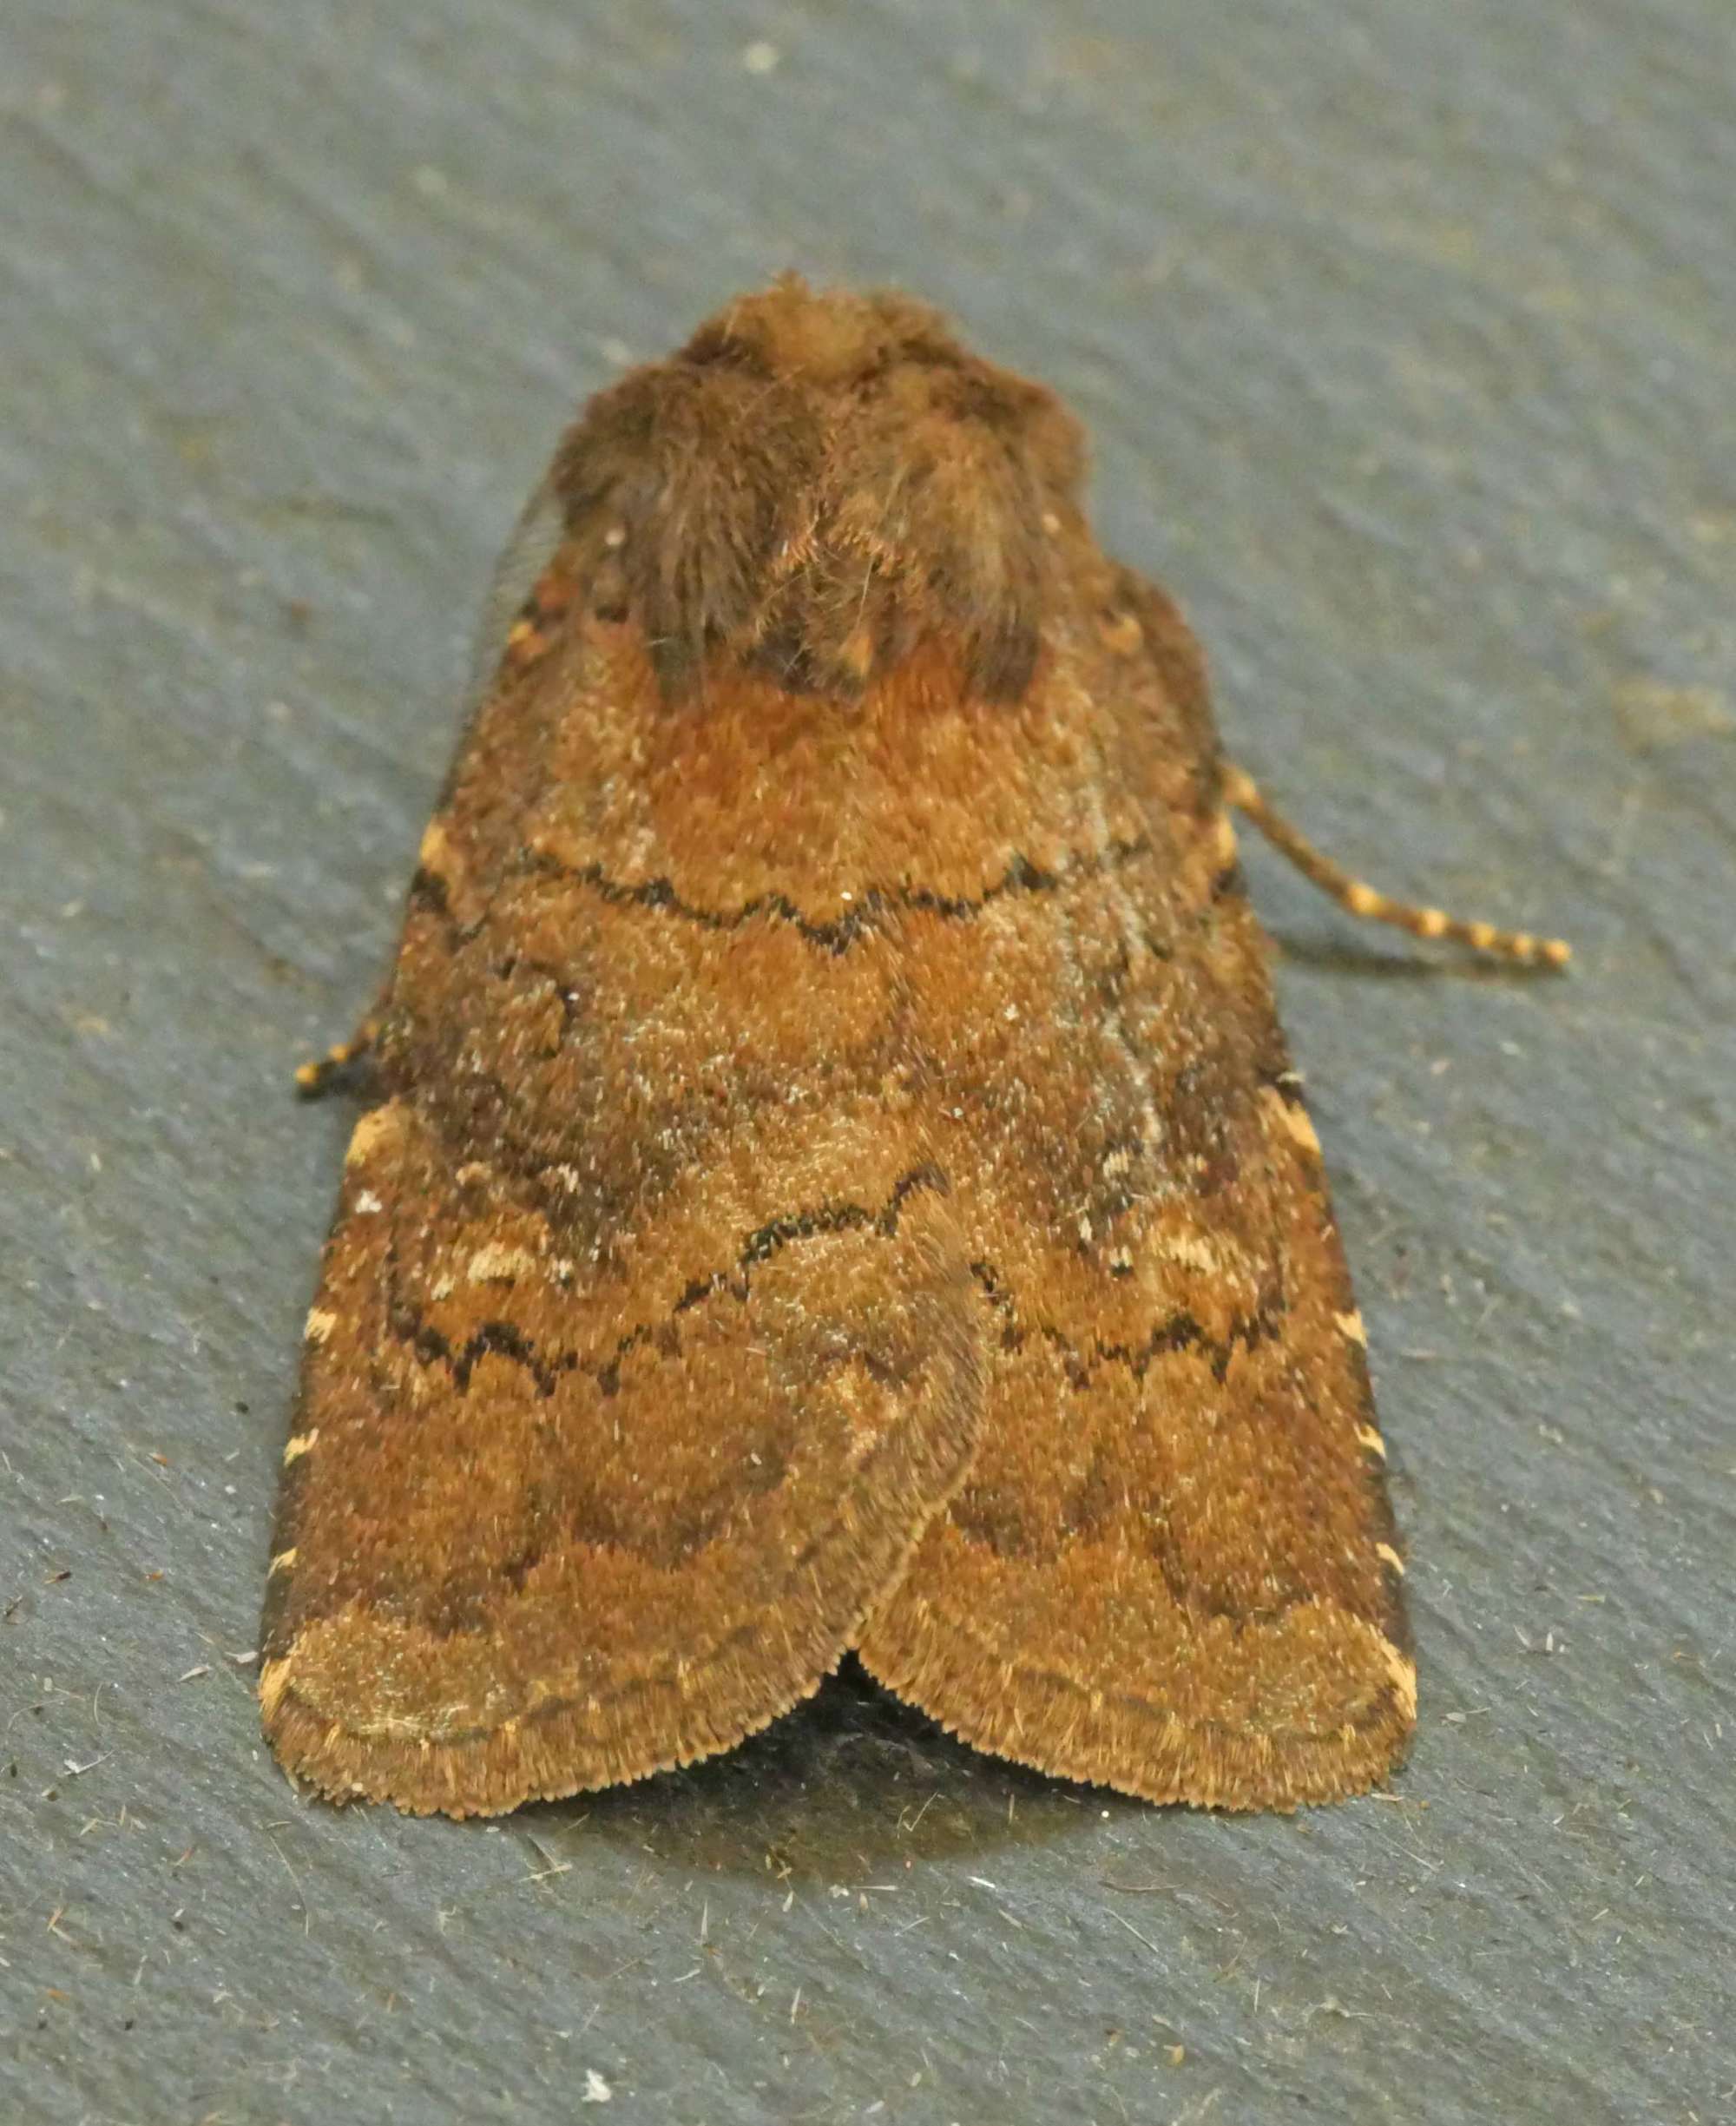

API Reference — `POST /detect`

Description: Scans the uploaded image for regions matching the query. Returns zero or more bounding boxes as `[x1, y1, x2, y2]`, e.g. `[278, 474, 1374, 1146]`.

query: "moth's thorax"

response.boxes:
[549, 275, 1088, 704]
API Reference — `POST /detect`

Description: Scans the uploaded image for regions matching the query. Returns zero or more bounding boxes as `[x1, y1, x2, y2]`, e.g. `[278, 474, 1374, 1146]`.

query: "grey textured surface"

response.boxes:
[3, 3, 1733, 2121]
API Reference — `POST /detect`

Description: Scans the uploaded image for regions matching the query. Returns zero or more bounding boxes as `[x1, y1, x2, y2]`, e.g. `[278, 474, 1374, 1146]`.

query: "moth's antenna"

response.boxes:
[1221, 762, 1571, 969]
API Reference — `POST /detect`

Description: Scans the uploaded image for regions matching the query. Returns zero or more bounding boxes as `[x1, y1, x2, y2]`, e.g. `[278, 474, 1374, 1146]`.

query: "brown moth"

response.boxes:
[260, 278, 1566, 1817]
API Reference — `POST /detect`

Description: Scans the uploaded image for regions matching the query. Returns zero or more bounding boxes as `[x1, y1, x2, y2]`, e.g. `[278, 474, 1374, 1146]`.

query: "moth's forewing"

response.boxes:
[856, 586, 1414, 1810]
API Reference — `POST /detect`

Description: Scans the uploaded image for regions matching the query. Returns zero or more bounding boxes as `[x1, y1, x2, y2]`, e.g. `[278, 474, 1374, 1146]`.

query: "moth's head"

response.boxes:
[555, 275, 1089, 703]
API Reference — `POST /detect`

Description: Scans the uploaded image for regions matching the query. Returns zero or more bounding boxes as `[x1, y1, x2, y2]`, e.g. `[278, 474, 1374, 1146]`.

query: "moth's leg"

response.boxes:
[294, 1006, 385, 1099]
[1220, 761, 1570, 969]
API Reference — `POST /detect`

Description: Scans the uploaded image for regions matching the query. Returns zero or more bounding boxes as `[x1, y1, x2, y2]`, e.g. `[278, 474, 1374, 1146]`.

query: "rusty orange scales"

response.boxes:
[262, 280, 1566, 1817]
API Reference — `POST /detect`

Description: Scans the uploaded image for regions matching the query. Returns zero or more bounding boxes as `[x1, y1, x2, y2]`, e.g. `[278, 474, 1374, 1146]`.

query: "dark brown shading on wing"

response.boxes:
[264, 1065, 977, 1815]
[856, 564, 1413, 1809]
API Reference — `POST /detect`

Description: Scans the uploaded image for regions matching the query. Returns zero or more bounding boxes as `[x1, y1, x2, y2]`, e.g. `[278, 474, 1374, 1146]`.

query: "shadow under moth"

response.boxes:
[260, 278, 1567, 1818]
